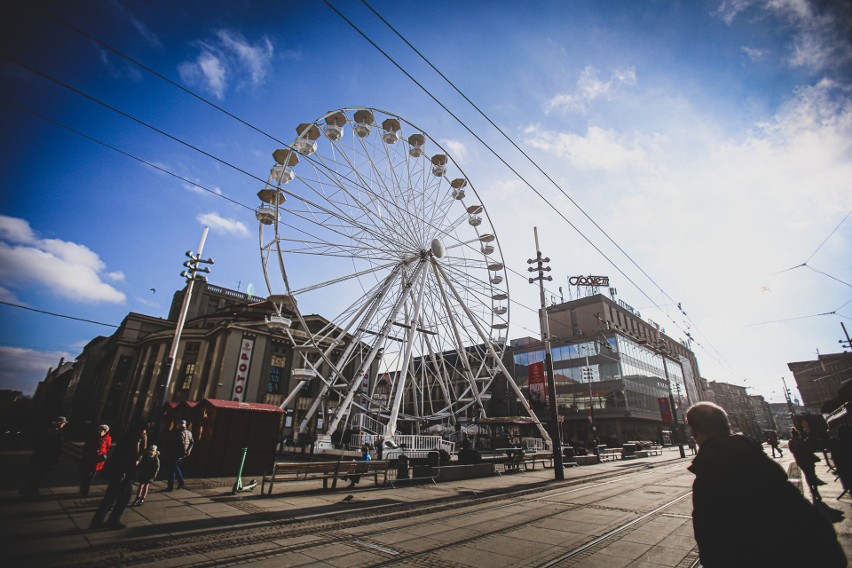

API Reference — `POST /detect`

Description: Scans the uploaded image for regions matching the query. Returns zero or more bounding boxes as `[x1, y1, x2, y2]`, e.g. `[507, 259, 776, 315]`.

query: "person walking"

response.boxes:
[131, 445, 159, 507]
[79, 424, 112, 497]
[828, 425, 852, 499]
[19, 416, 67, 498]
[90, 428, 138, 530]
[765, 431, 783, 458]
[166, 420, 194, 491]
[788, 426, 826, 500]
[685, 402, 845, 568]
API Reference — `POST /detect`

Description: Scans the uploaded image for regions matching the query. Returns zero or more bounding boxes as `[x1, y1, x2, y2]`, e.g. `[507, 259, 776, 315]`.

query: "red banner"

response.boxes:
[528, 362, 547, 408]
[658, 397, 673, 423]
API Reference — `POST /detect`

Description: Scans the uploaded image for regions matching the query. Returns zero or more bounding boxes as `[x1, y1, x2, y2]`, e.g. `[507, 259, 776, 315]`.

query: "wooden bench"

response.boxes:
[503, 451, 526, 473]
[599, 448, 623, 462]
[635, 445, 663, 458]
[523, 453, 554, 471]
[261, 460, 388, 495]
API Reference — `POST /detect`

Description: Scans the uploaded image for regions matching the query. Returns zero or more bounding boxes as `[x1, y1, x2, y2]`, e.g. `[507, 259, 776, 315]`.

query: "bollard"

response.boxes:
[397, 451, 410, 480]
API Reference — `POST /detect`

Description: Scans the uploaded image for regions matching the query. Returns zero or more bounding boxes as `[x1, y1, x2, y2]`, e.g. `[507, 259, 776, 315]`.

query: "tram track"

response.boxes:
[38, 461, 694, 567]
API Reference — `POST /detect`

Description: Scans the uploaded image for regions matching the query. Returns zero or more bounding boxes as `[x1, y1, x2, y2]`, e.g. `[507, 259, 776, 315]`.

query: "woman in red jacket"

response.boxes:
[79, 424, 112, 497]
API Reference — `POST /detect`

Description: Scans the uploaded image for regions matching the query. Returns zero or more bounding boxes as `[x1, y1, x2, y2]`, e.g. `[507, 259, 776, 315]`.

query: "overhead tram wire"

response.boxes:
[14, 11, 690, 351]
[4, 76, 554, 342]
[34, 9, 518, 295]
[360, 0, 677, 311]
[324, 1, 734, 371]
[0, 98, 251, 212]
[323, 2, 692, 335]
[0, 300, 119, 328]
[34, 8, 571, 305]
[4, 93, 550, 341]
[358, 0, 737, 371]
[38, 5, 734, 375]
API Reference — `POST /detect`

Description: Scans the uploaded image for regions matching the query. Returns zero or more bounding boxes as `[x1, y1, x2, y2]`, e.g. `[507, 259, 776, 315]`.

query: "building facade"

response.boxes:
[51, 283, 375, 440]
[788, 352, 852, 412]
[507, 294, 703, 448]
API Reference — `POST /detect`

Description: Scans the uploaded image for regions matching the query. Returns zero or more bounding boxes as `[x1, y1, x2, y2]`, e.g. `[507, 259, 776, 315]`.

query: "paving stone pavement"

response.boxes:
[2, 444, 849, 566]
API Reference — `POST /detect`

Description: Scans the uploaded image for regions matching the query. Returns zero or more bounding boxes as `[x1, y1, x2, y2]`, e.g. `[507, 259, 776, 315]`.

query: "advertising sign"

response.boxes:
[658, 396, 673, 423]
[528, 361, 547, 408]
[231, 337, 255, 402]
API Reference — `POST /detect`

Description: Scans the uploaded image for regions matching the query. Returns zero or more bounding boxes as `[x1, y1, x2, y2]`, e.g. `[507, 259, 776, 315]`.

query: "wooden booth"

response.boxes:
[181, 399, 283, 477]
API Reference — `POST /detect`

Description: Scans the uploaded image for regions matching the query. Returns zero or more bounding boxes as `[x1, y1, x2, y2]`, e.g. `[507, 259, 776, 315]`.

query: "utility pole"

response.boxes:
[660, 356, 686, 458]
[528, 227, 564, 479]
[156, 227, 214, 440]
[840, 322, 852, 351]
[781, 376, 796, 421]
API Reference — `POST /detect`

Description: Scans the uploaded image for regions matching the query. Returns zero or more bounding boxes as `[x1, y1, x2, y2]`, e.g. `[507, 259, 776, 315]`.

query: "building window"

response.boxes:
[180, 362, 195, 390]
[268, 366, 283, 394]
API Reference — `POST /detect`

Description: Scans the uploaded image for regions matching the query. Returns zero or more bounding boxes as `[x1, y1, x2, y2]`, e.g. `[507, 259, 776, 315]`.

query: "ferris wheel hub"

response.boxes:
[430, 238, 446, 259]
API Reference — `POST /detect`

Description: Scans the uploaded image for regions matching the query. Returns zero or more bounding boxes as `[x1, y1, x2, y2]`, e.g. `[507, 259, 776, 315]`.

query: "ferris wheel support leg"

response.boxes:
[385, 262, 430, 440]
[430, 262, 485, 414]
[295, 267, 401, 436]
[422, 334, 458, 426]
[434, 263, 553, 446]
[327, 260, 428, 441]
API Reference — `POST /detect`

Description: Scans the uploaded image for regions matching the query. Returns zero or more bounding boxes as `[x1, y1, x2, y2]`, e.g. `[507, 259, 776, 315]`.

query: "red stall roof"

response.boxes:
[201, 398, 283, 413]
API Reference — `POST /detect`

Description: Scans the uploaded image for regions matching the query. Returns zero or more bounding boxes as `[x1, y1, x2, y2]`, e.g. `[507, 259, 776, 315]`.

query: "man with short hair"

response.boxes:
[686, 402, 845, 567]
[166, 420, 194, 491]
[19, 416, 67, 497]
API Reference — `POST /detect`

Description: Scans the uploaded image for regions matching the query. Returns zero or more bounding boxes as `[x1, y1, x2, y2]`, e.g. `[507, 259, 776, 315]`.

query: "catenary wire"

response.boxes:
[0, 300, 119, 328]
[323, 0, 737, 372]
[14, 9, 727, 374]
[2, 97, 551, 342]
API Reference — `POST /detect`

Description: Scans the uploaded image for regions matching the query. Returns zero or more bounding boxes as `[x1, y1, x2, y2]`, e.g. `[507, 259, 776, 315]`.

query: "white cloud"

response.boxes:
[182, 180, 223, 195]
[178, 29, 274, 100]
[179, 52, 227, 100]
[0, 286, 20, 303]
[546, 66, 637, 114]
[0, 216, 126, 304]
[523, 124, 655, 171]
[0, 345, 71, 396]
[741, 46, 769, 62]
[718, 0, 852, 75]
[197, 212, 250, 237]
[216, 30, 273, 86]
[443, 139, 469, 162]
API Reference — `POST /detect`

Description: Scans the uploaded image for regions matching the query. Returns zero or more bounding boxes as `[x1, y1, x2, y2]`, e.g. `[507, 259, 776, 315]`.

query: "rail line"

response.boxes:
[35, 461, 695, 567]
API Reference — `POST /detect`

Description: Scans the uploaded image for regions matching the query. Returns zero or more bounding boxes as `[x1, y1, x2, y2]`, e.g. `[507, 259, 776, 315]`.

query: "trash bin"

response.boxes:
[622, 443, 638, 457]
[562, 445, 575, 460]
[396, 452, 410, 480]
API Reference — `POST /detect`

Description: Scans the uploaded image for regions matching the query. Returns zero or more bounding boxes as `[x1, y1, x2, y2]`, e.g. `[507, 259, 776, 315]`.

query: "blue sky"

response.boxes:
[1, 0, 850, 403]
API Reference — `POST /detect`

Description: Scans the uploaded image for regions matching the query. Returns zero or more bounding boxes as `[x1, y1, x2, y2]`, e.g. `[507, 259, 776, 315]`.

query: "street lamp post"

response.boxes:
[155, 227, 214, 440]
[528, 227, 564, 479]
[581, 344, 596, 438]
[659, 355, 686, 458]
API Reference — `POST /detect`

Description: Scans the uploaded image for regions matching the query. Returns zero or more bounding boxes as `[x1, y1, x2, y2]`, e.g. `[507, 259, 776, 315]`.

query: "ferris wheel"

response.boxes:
[254, 107, 546, 443]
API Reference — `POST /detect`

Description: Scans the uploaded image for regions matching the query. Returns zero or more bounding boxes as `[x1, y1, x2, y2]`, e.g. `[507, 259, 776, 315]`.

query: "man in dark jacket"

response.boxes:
[89, 429, 138, 530]
[19, 416, 67, 497]
[686, 402, 845, 567]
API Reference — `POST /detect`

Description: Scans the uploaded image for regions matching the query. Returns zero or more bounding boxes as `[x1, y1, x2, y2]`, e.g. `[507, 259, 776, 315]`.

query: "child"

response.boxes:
[131, 445, 160, 507]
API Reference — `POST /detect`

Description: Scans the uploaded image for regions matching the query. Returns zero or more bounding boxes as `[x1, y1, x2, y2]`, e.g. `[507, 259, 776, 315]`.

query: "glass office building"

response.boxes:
[507, 294, 700, 448]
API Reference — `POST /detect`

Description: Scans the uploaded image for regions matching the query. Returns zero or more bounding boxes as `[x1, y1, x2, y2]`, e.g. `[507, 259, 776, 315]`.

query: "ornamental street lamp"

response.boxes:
[528, 227, 564, 479]
[155, 227, 214, 439]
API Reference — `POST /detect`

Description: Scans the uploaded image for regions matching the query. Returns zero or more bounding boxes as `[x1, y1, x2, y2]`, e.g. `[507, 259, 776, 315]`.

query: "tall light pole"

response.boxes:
[657, 346, 685, 458]
[528, 227, 564, 479]
[156, 227, 214, 438]
[581, 344, 596, 438]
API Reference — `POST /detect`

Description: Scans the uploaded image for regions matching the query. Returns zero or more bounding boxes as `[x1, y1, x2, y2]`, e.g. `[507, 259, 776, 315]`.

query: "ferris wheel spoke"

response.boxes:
[289, 260, 400, 296]
[312, 141, 420, 249]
